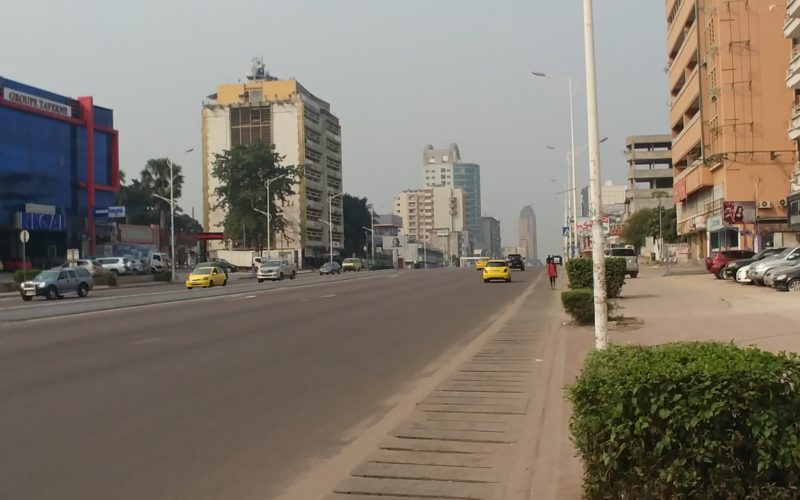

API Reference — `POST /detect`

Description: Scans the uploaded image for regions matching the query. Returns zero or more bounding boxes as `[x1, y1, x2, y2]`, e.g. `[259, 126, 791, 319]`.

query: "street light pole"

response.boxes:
[168, 159, 176, 281]
[583, 0, 608, 349]
[328, 192, 344, 263]
[568, 76, 579, 259]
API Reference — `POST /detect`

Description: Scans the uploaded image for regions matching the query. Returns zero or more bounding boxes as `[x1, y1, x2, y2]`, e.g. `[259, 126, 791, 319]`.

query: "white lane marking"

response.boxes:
[130, 337, 163, 346]
[320, 294, 337, 299]
[245, 295, 257, 299]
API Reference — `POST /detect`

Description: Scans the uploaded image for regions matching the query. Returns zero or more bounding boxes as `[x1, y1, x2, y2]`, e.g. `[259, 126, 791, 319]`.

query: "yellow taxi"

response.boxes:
[475, 257, 490, 271]
[186, 265, 227, 289]
[483, 260, 511, 283]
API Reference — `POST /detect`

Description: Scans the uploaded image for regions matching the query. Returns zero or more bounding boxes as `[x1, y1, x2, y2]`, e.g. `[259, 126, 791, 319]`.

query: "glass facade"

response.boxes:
[0, 77, 117, 265]
[453, 163, 482, 245]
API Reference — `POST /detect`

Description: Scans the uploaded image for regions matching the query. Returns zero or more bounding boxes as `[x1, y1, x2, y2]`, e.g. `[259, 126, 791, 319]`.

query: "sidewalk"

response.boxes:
[319, 272, 576, 500]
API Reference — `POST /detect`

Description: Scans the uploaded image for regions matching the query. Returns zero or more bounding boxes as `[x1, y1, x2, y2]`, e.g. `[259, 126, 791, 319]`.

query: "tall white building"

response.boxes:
[202, 61, 343, 266]
[393, 186, 468, 258]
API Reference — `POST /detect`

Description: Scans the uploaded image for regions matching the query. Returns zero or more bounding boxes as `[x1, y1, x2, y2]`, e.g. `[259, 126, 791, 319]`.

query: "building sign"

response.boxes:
[197, 232, 224, 241]
[15, 209, 65, 231]
[722, 201, 755, 225]
[108, 206, 126, 218]
[707, 215, 724, 232]
[3, 88, 73, 118]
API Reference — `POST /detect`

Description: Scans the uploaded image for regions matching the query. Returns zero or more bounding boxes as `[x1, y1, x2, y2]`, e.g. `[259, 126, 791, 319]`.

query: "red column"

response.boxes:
[78, 97, 95, 255]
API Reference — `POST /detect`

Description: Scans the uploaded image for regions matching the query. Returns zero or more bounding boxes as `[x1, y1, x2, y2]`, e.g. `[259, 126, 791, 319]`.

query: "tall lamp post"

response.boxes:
[264, 173, 290, 256]
[533, 71, 577, 258]
[154, 148, 193, 281]
[582, 0, 608, 349]
[328, 192, 344, 263]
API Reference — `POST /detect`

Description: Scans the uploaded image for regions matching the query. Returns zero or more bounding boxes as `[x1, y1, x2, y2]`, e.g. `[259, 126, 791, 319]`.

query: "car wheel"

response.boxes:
[258, 279, 264, 283]
[110, 269, 119, 276]
[77, 283, 89, 298]
[209, 281, 215, 288]
[46, 286, 58, 300]
[186, 286, 192, 290]
[279, 273, 284, 281]
[222, 279, 227, 286]
[630, 272, 638, 279]
[506, 278, 512, 283]
[715, 270, 724, 279]
[789, 279, 800, 292]
[483, 279, 489, 283]
[131, 269, 139, 276]
[21, 295, 33, 302]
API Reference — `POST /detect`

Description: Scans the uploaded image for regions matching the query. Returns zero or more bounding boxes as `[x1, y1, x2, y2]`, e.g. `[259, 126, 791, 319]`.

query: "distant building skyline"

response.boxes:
[518, 206, 537, 261]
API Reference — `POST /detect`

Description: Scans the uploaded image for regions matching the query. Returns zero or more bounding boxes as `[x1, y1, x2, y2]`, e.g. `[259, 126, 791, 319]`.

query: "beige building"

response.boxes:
[667, 0, 796, 259]
[625, 134, 674, 214]
[786, 0, 800, 230]
[518, 206, 537, 261]
[202, 60, 343, 265]
[393, 186, 468, 258]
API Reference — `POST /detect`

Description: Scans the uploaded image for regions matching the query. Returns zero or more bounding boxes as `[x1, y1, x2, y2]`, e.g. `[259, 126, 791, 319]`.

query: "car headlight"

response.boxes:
[37, 283, 46, 288]
[777, 274, 787, 280]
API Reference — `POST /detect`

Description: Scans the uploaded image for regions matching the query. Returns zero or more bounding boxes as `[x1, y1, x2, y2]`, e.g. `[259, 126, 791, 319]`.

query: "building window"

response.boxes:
[230, 105, 271, 146]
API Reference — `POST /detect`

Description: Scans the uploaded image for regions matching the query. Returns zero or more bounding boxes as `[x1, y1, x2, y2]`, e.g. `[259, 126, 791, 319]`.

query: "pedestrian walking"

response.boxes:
[546, 256, 558, 289]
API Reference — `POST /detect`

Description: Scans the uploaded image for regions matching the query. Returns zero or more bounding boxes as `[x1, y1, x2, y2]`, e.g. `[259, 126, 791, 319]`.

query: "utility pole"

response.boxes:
[264, 174, 289, 258]
[583, 0, 608, 349]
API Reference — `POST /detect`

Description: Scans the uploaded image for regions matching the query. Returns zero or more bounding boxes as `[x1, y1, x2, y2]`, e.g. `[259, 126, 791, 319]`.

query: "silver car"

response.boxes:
[20, 268, 94, 301]
[749, 247, 800, 285]
[606, 247, 639, 278]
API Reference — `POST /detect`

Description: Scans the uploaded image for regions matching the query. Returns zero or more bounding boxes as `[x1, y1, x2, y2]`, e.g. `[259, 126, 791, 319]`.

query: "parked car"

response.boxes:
[475, 257, 490, 271]
[749, 247, 800, 285]
[61, 259, 104, 276]
[723, 247, 786, 280]
[735, 264, 754, 284]
[765, 260, 800, 288]
[185, 265, 227, 289]
[705, 250, 756, 279]
[20, 268, 94, 301]
[771, 266, 800, 292]
[96, 257, 133, 276]
[149, 253, 170, 273]
[605, 246, 639, 278]
[506, 253, 525, 271]
[319, 262, 342, 275]
[342, 258, 363, 272]
[209, 258, 238, 274]
[257, 260, 297, 282]
[123, 256, 147, 275]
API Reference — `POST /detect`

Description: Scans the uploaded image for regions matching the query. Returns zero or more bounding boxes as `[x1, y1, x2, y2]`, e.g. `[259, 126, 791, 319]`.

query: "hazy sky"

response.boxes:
[2, 0, 668, 257]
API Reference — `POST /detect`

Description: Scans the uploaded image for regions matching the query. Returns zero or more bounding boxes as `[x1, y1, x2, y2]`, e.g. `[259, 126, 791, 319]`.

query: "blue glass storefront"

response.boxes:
[0, 77, 118, 267]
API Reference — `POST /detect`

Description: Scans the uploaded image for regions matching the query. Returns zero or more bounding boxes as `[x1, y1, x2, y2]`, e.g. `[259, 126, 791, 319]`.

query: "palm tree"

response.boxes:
[140, 158, 184, 228]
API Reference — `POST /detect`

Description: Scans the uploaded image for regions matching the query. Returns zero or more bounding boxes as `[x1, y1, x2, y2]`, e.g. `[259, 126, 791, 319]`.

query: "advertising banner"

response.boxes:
[722, 201, 755, 225]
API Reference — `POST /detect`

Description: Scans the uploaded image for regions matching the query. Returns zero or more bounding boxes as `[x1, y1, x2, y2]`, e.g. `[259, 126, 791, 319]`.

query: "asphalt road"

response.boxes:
[0, 267, 539, 500]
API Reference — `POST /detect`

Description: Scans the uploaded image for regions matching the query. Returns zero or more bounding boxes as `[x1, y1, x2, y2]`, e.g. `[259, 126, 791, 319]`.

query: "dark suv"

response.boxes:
[706, 250, 756, 279]
[506, 254, 525, 271]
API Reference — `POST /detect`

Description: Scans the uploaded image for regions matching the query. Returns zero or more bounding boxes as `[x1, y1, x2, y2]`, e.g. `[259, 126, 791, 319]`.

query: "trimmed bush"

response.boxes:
[561, 288, 594, 324]
[153, 271, 172, 282]
[566, 258, 593, 289]
[605, 257, 626, 298]
[14, 269, 41, 283]
[94, 272, 118, 287]
[564, 257, 627, 298]
[568, 342, 800, 499]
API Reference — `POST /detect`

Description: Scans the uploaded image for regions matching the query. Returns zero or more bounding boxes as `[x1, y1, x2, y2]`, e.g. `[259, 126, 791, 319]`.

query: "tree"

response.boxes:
[623, 208, 655, 250]
[211, 142, 300, 250]
[140, 158, 185, 229]
[342, 194, 371, 258]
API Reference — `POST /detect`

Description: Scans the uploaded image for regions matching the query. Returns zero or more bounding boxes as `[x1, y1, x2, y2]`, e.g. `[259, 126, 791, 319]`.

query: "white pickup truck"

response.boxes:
[256, 259, 297, 282]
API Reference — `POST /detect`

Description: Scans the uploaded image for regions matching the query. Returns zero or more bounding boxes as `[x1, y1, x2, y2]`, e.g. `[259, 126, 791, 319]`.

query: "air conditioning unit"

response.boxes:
[759, 200, 772, 209]
[780, 198, 788, 207]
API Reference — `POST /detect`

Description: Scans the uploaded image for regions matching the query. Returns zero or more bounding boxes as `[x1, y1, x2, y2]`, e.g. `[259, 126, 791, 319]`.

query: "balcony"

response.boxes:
[790, 0, 800, 20]
[673, 115, 702, 165]
[790, 104, 800, 140]
[675, 161, 714, 198]
[786, 15, 800, 39]
[667, 0, 696, 58]
[789, 46, 800, 89]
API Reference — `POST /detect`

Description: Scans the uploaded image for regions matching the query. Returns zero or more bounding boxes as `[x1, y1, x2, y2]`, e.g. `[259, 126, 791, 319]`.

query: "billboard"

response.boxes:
[722, 201, 755, 225]
[380, 235, 407, 249]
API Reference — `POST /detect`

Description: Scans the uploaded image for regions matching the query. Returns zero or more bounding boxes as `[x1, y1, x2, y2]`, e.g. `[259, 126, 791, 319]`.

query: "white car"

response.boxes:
[96, 257, 132, 276]
[257, 260, 297, 282]
[735, 264, 753, 284]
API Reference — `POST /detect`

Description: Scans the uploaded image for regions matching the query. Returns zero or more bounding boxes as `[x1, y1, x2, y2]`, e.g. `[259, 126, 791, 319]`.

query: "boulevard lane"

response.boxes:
[0, 268, 539, 500]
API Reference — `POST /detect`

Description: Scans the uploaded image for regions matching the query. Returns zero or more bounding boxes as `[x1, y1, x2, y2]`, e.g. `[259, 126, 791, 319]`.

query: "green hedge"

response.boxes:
[561, 289, 594, 324]
[564, 257, 626, 298]
[94, 272, 118, 286]
[14, 269, 41, 283]
[605, 257, 626, 298]
[568, 342, 800, 499]
[566, 258, 593, 289]
[153, 271, 172, 282]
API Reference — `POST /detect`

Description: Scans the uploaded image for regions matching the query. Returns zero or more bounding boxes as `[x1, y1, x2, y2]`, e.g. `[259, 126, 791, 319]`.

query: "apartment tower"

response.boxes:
[202, 60, 343, 265]
[666, 0, 796, 259]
